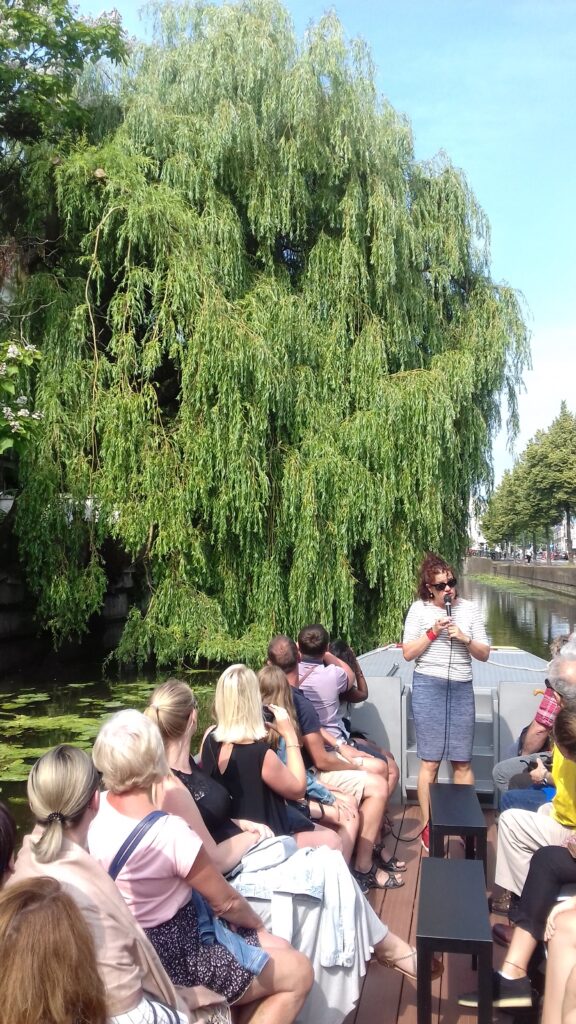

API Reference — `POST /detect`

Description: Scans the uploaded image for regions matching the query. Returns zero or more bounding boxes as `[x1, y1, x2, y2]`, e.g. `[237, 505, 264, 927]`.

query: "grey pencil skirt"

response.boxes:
[411, 672, 475, 762]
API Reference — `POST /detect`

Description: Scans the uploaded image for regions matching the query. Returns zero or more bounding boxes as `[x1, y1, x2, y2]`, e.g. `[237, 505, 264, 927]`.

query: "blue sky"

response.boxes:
[82, 0, 576, 483]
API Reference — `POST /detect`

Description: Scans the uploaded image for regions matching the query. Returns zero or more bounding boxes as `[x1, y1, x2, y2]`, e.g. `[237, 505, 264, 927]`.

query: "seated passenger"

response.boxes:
[146, 679, 442, 1024]
[8, 745, 199, 1024]
[494, 704, 576, 907]
[0, 876, 107, 1024]
[492, 633, 569, 799]
[459, 841, 576, 1010]
[89, 710, 314, 1024]
[297, 625, 389, 766]
[268, 635, 405, 891]
[201, 663, 343, 851]
[328, 638, 400, 795]
[258, 663, 360, 862]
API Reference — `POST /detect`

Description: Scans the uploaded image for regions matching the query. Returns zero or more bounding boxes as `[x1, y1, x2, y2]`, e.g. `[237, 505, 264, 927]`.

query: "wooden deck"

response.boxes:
[347, 804, 514, 1024]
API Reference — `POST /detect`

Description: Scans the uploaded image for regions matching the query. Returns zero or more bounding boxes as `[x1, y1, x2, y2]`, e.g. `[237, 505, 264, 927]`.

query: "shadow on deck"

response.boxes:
[345, 804, 531, 1024]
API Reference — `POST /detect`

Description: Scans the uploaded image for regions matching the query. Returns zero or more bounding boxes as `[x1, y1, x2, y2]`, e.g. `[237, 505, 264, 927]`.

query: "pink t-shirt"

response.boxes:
[88, 794, 202, 928]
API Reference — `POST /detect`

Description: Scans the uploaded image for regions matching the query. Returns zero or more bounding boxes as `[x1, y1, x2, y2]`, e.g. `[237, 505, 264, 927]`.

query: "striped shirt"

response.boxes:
[402, 598, 489, 682]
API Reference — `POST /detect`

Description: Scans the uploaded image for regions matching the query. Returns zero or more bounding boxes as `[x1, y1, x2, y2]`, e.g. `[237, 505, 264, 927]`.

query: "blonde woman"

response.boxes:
[8, 745, 196, 1024]
[201, 664, 343, 849]
[88, 710, 314, 1024]
[0, 877, 108, 1024]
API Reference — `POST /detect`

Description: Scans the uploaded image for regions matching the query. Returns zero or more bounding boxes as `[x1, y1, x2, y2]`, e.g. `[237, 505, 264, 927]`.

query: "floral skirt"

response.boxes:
[145, 898, 261, 1005]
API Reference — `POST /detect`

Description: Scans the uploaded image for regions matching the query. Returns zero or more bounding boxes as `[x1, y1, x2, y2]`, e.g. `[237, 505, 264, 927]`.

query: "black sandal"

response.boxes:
[351, 864, 405, 894]
[373, 845, 407, 873]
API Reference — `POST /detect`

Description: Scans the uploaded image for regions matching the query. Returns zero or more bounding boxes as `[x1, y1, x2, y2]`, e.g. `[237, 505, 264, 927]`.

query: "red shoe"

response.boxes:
[421, 824, 430, 853]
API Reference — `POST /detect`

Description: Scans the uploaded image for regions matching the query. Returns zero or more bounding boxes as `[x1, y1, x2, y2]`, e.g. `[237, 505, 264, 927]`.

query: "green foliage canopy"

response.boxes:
[14, 0, 529, 663]
[482, 403, 576, 554]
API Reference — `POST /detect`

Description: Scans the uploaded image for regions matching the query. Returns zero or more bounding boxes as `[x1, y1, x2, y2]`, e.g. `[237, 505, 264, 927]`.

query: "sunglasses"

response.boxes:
[430, 578, 457, 591]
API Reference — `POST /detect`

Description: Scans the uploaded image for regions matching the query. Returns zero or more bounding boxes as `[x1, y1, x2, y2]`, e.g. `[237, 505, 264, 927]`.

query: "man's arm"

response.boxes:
[302, 730, 362, 772]
[520, 721, 552, 756]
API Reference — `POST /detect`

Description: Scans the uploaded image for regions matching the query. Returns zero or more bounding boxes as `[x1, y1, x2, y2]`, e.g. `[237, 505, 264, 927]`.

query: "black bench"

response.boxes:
[417, 858, 492, 1024]
[429, 782, 488, 879]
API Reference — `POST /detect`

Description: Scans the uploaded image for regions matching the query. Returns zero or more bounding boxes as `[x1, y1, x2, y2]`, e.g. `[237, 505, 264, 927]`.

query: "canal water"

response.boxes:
[1, 573, 575, 825]
[459, 574, 576, 660]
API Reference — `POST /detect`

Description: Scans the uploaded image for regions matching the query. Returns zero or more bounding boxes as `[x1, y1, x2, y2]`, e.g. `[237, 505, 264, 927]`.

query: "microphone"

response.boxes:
[444, 592, 452, 618]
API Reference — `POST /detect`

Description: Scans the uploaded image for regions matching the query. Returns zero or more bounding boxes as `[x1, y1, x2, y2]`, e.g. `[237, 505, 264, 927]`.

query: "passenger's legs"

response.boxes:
[312, 794, 359, 863]
[294, 822, 343, 853]
[235, 945, 313, 1024]
[353, 774, 401, 883]
[495, 808, 572, 895]
[542, 910, 576, 1024]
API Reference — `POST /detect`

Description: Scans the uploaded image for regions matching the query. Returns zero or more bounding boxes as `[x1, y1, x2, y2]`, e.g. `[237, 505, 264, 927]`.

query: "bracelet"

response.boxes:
[285, 744, 300, 749]
[426, 628, 436, 642]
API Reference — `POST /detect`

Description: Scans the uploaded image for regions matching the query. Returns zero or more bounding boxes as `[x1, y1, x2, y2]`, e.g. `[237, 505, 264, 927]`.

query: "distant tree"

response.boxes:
[525, 403, 576, 558]
[12, 0, 529, 661]
[481, 466, 530, 549]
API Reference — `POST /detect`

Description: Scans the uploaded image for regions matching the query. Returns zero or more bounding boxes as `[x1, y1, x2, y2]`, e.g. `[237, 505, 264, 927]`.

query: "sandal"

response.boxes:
[374, 843, 407, 873]
[351, 864, 405, 894]
[379, 946, 443, 981]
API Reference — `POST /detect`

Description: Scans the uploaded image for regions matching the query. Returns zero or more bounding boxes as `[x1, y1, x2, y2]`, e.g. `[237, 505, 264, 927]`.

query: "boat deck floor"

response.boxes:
[346, 803, 538, 1024]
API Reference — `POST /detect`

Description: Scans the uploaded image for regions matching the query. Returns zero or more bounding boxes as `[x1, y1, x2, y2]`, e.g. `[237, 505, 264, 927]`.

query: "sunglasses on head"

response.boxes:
[430, 578, 457, 591]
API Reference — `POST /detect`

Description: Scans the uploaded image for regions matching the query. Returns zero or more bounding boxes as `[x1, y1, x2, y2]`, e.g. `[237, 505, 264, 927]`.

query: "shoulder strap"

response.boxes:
[299, 663, 317, 686]
[108, 809, 167, 881]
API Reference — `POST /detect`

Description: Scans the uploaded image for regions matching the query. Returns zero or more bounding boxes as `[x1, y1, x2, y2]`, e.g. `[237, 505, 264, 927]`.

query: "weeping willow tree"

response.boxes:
[14, 0, 529, 664]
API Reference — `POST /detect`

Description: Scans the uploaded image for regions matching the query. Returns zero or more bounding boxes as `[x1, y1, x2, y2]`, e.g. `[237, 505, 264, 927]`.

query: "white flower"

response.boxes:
[16, 395, 27, 405]
[2, 406, 14, 418]
[23, 343, 38, 353]
[32, 411, 43, 420]
[6, 344, 19, 359]
[17, 408, 30, 418]
[0, 363, 7, 374]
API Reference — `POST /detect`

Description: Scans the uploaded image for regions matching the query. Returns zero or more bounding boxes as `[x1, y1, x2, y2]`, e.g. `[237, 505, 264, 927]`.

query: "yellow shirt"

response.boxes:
[552, 748, 576, 827]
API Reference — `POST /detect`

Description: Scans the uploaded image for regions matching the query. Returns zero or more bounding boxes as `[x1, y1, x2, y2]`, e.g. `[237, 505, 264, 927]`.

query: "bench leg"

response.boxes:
[477, 947, 493, 1024]
[416, 942, 432, 1024]
[477, 833, 488, 882]
[465, 835, 475, 860]
[430, 826, 444, 859]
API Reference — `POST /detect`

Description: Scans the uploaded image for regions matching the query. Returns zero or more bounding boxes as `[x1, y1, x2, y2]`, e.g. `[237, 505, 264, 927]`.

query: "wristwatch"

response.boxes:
[334, 737, 346, 749]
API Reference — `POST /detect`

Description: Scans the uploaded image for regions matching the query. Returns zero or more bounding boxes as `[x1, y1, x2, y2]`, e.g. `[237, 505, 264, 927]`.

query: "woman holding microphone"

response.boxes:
[402, 553, 490, 852]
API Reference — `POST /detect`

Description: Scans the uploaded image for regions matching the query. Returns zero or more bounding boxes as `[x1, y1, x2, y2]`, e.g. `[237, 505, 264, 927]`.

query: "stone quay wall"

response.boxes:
[465, 555, 576, 598]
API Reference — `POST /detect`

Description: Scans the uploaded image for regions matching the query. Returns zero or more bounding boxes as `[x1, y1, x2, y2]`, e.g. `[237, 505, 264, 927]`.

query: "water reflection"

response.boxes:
[461, 577, 576, 659]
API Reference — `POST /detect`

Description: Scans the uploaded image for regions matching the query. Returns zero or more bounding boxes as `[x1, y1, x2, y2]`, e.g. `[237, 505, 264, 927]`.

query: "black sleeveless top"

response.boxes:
[202, 732, 291, 836]
[172, 757, 241, 843]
